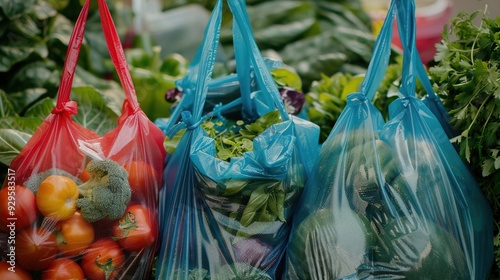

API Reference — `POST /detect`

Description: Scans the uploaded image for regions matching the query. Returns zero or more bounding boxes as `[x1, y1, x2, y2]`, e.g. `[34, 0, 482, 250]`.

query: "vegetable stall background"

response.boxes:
[0, 0, 499, 278]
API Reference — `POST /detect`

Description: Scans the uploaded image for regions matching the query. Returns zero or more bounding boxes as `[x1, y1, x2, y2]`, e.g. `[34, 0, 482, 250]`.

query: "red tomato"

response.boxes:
[81, 238, 124, 280]
[41, 258, 84, 280]
[16, 227, 57, 271]
[55, 212, 94, 257]
[0, 261, 32, 280]
[36, 175, 78, 221]
[0, 185, 37, 232]
[123, 161, 159, 196]
[112, 204, 157, 252]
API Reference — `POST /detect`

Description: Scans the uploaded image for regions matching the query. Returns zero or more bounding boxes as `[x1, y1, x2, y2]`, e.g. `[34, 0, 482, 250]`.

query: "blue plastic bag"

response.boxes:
[155, 0, 319, 278]
[284, 0, 493, 279]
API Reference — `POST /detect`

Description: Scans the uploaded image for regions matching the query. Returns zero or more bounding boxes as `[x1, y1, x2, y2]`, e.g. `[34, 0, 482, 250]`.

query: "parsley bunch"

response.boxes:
[429, 10, 500, 272]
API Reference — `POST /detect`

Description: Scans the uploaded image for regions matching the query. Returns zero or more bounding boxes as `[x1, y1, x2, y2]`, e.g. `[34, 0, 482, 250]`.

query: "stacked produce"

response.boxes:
[0, 0, 499, 278]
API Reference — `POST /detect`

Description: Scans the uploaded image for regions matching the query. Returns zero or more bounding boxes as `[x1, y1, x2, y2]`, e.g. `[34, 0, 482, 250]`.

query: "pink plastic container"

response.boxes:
[364, 0, 453, 64]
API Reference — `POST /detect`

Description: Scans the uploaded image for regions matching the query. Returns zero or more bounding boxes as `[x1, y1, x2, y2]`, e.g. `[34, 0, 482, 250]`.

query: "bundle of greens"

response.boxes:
[165, 110, 304, 230]
[428, 10, 500, 272]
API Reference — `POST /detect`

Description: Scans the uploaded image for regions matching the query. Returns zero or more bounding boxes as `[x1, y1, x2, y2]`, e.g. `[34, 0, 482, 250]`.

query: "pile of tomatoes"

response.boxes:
[0, 160, 159, 280]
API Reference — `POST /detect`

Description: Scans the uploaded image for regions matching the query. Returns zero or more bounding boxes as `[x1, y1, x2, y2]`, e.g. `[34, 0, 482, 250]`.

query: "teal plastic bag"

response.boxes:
[155, 0, 319, 279]
[284, 0, 493, 279]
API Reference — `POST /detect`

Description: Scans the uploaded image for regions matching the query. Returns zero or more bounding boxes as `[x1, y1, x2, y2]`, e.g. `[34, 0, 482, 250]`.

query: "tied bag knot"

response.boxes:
[182, 111, 203, 131]
[51, 101, 78, 115]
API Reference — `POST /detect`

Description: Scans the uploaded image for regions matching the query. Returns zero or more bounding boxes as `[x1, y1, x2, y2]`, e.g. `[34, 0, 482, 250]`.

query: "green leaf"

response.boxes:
[0, 116, 42, 134]
[46, 14, 74, 52]
[0, 128, 31, 166]
[9, 14, 41, 41]
[271, 68, 302, 91]
[163, 129, 186, 154]
[7, 60, 60, 93]
[24, 97, 55, 120]
[222, 179, 249, 196]
[70, 86, 119, 135]
[0, 41, 35, 72]
[73, 66, 124, 116]
[0, 0, 36, 19]
[254, 19, 319, 50]
[0, 89, 17, 117]
[7, 88, 47, 114]
[160, 53, 188, 77]
[128, 68, 177, 121]
[240, 186, 269, 227]
[32, 1, 57, 20]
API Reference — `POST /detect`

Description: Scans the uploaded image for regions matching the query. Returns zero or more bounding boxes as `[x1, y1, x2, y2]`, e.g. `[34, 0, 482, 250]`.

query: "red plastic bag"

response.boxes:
[0, 0, 165, 279]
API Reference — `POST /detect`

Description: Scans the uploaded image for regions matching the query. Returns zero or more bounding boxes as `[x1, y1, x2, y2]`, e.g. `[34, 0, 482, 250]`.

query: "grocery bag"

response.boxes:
[155, 0, 319, 279]
[0, 0, 165, 279]
[284, 0, 493, 279]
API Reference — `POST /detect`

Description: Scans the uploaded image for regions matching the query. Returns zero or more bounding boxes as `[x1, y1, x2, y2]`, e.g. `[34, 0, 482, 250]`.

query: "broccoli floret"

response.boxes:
[76, 159, 131, 222]
[24, 168, 82, 193]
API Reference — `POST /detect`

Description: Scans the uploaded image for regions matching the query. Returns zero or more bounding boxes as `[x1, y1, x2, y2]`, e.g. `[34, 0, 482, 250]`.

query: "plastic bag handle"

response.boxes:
[97, 0, 139, 111]
[396, 0, 417, 98]
[396, 7, 439, 99]
[189, 0, 224, 121]
[229, 0, 289, 121]
[55, 0, 140, 114]
[396, 0, 438, 100]
[53, 0, 90, 113]
[359, 0, 397, 101]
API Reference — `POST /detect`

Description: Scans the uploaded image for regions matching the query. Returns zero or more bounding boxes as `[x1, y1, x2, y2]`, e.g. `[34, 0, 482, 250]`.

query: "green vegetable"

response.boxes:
[318, 129, 401, 213]
[163, 0, 374, 90]
[124, 36, 188, 121]
[304, 55, 431, 143]
[214, 263, 271, 280]
[286, 209, 374, 279]
[171, 268, 211, 280]
[428, 10, 500, 271]
[372, 216, 468, 279]
[165, 110, 282, 161]
[199, 175, 293, 230]
[76, 159, 131, 222]
[23, 167, 82, 193]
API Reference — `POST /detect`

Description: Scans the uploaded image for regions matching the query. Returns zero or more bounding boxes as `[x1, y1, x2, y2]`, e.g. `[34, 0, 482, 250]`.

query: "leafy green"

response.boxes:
[166, 110, 282, 160]
[0, 89, 16, 117]
[71, 86, 119, 136]
[428, 10, 500, 274]
[124, 36, 188, 121]
[164, 0, 374, 90]
[0, 129, 31, 166]
[305, 55, 430, 143]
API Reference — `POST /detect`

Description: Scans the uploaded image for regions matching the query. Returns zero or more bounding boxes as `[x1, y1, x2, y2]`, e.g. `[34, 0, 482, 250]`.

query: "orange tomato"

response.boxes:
[123, 161, 159, 197]
[55, 212, 94, 257]
[36, 175, 78, 221]
[41, 259, 84, 280]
